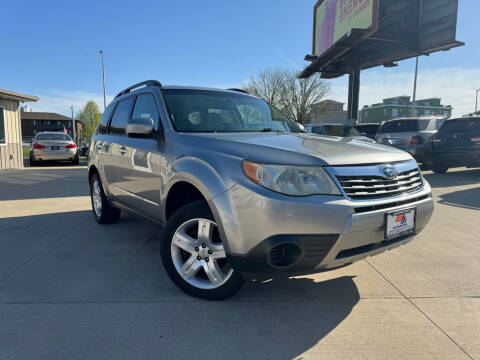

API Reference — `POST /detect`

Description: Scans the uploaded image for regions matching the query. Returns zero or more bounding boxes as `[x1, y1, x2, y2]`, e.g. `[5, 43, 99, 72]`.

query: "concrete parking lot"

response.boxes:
[0, 165, 479, 359]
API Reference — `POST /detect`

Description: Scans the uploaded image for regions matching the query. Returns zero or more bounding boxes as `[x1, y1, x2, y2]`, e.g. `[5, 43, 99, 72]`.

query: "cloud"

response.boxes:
[29, 90, 114, 116]
[328, 67, 480, 117]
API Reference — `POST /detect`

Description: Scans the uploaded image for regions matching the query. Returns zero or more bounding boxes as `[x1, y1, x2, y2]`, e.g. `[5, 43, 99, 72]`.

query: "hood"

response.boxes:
[183, 132, 413, 166]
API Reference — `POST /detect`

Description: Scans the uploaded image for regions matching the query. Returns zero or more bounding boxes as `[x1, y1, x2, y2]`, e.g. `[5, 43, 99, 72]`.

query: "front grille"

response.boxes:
[336, 167, 423, 200]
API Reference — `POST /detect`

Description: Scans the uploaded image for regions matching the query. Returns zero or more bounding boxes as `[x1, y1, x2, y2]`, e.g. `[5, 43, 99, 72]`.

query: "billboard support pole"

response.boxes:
[411, 56, 419, 116]
[347, 68, 361, 125]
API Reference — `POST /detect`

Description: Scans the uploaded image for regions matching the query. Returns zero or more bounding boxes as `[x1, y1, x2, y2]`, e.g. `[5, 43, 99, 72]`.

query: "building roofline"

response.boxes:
[0, 89, 39, 102]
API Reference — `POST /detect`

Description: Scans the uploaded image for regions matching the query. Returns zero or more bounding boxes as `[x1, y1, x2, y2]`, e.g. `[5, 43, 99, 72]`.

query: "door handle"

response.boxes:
[119, 146, 127, 155]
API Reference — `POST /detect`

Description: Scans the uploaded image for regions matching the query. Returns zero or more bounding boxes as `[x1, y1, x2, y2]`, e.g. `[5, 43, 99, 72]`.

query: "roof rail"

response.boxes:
[115, 80, 162, 99]
[227, 88, 249, 94]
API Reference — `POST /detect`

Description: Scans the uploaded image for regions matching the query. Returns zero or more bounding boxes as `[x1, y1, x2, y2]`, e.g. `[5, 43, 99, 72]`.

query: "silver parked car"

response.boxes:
[88, 80, 434, 300]
[376, 117, 446, 164]
[30, 132, 79, 165]
[305, 123, 376, 143]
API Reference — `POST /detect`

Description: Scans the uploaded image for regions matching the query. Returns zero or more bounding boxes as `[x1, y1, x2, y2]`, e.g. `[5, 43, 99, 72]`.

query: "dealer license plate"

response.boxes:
[385, 208, 416, 240]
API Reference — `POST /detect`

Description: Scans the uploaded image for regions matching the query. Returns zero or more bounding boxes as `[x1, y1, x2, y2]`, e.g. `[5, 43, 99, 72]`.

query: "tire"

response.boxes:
[432, 164, 449, 174]
[161, 201, 245, 300]
[90, 173, 121, 224]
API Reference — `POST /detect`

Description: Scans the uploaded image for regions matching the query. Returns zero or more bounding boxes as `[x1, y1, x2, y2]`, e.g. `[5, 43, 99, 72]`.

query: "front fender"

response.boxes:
[161, 155, 241, 222]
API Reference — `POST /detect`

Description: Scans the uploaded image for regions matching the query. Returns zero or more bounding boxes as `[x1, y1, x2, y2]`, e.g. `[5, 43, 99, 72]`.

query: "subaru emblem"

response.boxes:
[382, 165, 398, 179]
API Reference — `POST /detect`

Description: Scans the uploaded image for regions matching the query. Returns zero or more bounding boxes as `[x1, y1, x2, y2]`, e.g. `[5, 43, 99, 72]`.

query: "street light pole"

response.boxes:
[71, 105, 76, 144]
[411, 56, 419, 117]
[476, 89, 480, 113]
[99, 50, 106, 111]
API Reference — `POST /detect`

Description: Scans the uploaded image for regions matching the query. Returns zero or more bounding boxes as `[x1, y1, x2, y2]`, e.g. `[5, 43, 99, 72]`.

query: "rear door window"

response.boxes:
[109, 97, 135, 135]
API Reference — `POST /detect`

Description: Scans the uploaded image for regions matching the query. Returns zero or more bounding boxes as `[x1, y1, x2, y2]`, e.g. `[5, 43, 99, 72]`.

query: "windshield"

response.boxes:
[36, 133, 72, 141]
[162, 89, 303, 133]
[313, 125, 361, 137]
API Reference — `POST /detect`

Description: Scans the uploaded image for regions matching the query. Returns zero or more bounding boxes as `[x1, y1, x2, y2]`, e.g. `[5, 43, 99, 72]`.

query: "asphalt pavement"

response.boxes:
[0, 165, 479, 359]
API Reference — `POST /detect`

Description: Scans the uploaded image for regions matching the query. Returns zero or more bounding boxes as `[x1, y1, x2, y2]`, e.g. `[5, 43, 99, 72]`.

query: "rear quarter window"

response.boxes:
[96, 102, 116, 134]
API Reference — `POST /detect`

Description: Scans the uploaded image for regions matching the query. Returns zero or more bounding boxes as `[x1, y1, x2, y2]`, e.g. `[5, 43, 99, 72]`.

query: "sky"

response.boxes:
[1, 0, 478, 118]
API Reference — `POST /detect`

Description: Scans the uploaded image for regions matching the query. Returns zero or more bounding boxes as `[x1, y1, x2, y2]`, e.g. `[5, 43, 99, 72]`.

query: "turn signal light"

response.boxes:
[33, 143, 46, 149]
[65, 143, 77, 149]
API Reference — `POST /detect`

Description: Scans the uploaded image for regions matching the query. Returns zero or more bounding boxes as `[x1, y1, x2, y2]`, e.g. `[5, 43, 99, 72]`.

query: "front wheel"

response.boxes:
[161, 201, 245, 300]
[90, 173, 121, 224]
[432, 164, 449, 174]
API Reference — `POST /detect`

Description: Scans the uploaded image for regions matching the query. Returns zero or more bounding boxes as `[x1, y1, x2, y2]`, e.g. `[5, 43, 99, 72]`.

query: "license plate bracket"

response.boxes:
[384, 208, 416, 241]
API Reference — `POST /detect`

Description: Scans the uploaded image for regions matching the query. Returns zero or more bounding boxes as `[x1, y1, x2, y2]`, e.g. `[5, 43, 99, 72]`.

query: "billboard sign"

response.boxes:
[313, 0, 379, 57]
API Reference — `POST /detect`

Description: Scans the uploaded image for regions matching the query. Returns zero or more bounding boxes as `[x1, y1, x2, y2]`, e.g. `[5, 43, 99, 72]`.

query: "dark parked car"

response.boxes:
[425, 117, 480, 173]
[305, 123, 375, 143]
[355, 123, 381, 140]
[376, 117, 446, 164]
[78, 146, 89, 157]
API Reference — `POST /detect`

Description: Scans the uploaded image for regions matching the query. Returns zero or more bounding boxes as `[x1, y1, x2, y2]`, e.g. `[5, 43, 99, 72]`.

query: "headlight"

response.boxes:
[242, 161, 341, 196]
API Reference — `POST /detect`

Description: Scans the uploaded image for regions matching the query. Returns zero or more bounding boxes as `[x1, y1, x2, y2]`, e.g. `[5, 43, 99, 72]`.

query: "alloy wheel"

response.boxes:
[92, 179, 103, 217]
[171, 218, 233, 289]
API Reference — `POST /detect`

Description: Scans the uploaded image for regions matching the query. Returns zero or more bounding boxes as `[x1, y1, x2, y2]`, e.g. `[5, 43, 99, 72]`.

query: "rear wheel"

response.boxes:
[161, 201, 245, 300]
[29, 154, 38, 166]
[90, 173, 121, 224]
[432, 164, 449, 174]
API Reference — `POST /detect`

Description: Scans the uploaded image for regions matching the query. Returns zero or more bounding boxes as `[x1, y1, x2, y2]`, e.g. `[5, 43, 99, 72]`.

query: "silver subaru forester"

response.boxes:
[88, 80, 434, 300]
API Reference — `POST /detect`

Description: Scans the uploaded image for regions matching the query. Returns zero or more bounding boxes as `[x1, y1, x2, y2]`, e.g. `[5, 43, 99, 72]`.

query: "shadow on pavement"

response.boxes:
[0, 167, 89, 201]
[423, 168, 480, 188]
[437, 187, 480, 210]
[24, 157, 88, 168]
[0, 207, 360, 359]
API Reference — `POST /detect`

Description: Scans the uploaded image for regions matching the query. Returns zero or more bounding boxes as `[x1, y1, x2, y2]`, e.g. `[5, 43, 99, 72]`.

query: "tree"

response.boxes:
[244, 67, 330, 124]
[77, 101, 102, 138]
[243, 67, 287, 109]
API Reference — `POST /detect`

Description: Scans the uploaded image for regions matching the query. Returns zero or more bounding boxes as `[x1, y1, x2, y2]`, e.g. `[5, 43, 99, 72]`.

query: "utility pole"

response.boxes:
[99, 50, 106, 111]
[71, 105, 76, 144]
[411, 56, 419, 117]
[476, 89, 480, 113]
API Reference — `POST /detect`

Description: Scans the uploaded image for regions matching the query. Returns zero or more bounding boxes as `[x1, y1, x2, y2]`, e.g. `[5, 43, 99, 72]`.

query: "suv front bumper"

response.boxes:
[211, 179, 433, 274]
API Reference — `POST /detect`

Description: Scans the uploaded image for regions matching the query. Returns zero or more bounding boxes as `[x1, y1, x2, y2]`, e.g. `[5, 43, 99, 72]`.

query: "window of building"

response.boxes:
[132, 94, 160, 131]
[109, 97, 135, 135]
[33, 120, 36, 126]
[392, 108, 398, 118]
[424, 110, 431, 116]
[0, 107, 6, 145]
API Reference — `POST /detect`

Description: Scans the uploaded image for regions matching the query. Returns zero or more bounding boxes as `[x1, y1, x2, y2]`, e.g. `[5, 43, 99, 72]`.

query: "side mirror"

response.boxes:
[361, 132, 368, 137]
[126, 118, 154, 136]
